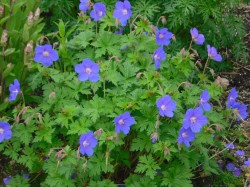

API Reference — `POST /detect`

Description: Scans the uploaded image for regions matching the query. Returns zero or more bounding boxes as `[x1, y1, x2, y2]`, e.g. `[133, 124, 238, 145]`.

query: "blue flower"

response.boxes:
[225, 142, 234, 149]
[207, 45, 222, 62]
[226, 163, 235, 171]
[90, 3, 106, 21]
[115, 27, 123, 35]
[182, 108, 208, 133]
[155, 28, 172, 46]
[79, 0, 90, 12]
[227, 87, 238, 108]
[3, 176, 12, 185]
[156, 95, 176, 118]
[233, 167, 241, 177]
[9, 79, 21, 101]
[231, 102, 248, 121]
[177, 127, 196, 147]
[0, 121, 12, 143]
[244, 158, 250, 167]
[152, 47, 166, 69]
[190, 28, 205, 45]
[114, 112, 135, 135]
[34, 44, 59, 66]
[113, 0, 132, 26]
[79, 131, 98, 156]
[235, 150, 245, 156]
[199, 89, 211, 111]
[75, 58, 100, 82]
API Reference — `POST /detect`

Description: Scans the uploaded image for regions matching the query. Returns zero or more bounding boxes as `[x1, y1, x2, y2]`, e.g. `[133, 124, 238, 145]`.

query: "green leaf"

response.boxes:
[3, 48, 15, 56]
[89, 180, 116, 187]
[135, 155, 160, 179]
[67, 30, 94, 49]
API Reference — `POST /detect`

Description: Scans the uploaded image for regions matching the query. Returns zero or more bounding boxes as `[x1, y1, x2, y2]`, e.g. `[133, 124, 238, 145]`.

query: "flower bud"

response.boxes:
[0, 6, 4, 17]
[151, 132, 158, 143]
[49, 92, 56, 99]
[161, 16, 167, 25]
[94, 128, 103, 137]
[24, 40, 33, 54]
[216, 125, 222, 132]
[34, 8, 40, 21]
[215, 76, 229, 89]
[27, 12, 33, 26]
[1, 29, 8, 46]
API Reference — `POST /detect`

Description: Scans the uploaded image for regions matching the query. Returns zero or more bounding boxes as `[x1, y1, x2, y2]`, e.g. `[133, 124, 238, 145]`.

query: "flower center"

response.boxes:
[154, 54, 159, 60]
[0, 128, 4, 135]
[98, 11, 103, 16]
[118, 119, 124, 125]
[229, 96, 235, 101]
[190, 116, 197, 123]
[13, 89, 19, 94]
[200, 98, 205, 104]
[85, 67, 92, 74]
[159, 34, 164, 39]
[161, 105, 167, 111]
[43, 51, 50, 57]
[122, 9, 128, 15]
[182, 132, 188, 138]
[82, 140, 89, 147]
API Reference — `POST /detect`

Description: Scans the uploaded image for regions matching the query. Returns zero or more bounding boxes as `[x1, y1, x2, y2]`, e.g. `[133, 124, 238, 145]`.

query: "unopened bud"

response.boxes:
[205, 127, 215, 133]
[164, 146, 170, 156]
[34, 8, 40, 21]
[215, 76, 229, 89]
[161, 16, 166, 25]
[24, 40, 33, 54]
[1, 30, 7, 46]
[184, 82, 191, 89]
[209, 68, 215, 76]
[136, 72, 143, 79]
[49, 92, 56, 99]
[216, 125, 222, 132]
[94, 129, 103, 137]
[151, 132, 158, 143]
[196, 59, 202, 68]
[27, 12, 33, 25]
[180, 48, 186, 56]
[114, 56, 120, 62]
[0, 6, 4, 17]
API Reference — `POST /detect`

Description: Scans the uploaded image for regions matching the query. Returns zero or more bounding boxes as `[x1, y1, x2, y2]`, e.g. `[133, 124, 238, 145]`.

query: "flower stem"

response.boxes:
[188, 40, 193, 51]
[203, 57, 210, 74]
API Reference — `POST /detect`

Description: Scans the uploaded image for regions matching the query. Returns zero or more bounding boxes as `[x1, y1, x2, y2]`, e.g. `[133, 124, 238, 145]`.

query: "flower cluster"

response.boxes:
[178, 89, 210, 147]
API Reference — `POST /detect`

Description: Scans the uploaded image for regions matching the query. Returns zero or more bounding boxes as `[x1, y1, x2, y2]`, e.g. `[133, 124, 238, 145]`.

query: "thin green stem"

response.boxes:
[188, 40, 193, 51]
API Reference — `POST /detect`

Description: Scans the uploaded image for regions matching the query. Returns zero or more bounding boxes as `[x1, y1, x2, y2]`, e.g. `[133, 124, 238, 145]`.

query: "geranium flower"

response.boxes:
[34, 44, 59, 66]
[227, 87, 238, 108]
[0, 121, 12, 143]
[156, 95, 176, 118]
[9, 79, 21, 101]
[236, 150, 245, 156]
[182, 108, 208, 133]
[244, 158, 250, 167]
[233, 167, 241, 177]
[79, 0, 90, 12]
[226, 163, 235, 171]
[90, 3, 106, 21]
[231, 102, 248, 121]
[177, 127, 196, 147]
[79, 131, 98, 156]
[114, 112, 135, 135]
[75, 58, 100, 82]
[190, 28, 205, 45]
[152, 47, 166, 69]
[113, 0, 132, 26]
[207, 45, 222, 62]
[199, 89, 211, 111]
[3, 176, 12, 185]
[225, 142, 234, 149]
[155, 28, 172, 46]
